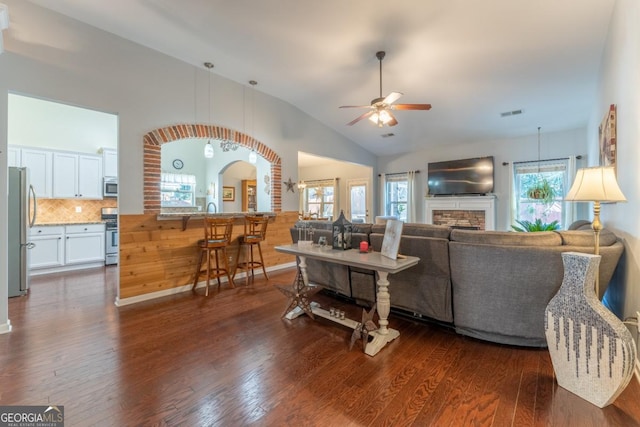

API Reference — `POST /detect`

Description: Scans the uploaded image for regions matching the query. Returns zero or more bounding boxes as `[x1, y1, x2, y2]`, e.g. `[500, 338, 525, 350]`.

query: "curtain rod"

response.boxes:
[502, 156, 582, 166]
[378, 170, 420, 177]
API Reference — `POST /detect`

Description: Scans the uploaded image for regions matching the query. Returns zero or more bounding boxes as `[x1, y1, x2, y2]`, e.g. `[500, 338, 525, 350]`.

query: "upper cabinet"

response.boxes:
[8, 146, 54, 198]
[10, 145, 105, 200]
[102, 148, 117, 178]
[22, 148, 54, 199]
[53, 152, 103, 199]
[8, 146, 21, 167]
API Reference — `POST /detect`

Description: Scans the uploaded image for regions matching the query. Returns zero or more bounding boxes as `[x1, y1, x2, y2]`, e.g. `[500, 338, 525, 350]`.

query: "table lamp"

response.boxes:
[565, 166, 626, 298]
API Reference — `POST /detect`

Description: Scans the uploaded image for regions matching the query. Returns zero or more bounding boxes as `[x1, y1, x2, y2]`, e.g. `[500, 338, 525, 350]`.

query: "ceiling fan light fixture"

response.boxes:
[369, 109, 392, 126]
[340, 51, 431, 127]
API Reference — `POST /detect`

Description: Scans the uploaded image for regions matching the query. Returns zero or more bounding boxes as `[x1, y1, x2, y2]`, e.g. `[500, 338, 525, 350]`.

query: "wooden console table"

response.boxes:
[275, 244, 420, 356]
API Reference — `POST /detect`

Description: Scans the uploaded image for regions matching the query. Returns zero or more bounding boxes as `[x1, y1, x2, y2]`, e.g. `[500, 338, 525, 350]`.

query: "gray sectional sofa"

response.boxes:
[290, 220, 624, 347]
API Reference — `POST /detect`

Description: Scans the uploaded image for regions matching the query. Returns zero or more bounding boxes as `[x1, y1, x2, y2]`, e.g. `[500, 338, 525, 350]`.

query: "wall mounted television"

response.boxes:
[427, 156, 494, 196]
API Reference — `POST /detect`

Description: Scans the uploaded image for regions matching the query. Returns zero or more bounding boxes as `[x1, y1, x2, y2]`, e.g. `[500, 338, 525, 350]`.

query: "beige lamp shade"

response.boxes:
[565, 166, 626, 202]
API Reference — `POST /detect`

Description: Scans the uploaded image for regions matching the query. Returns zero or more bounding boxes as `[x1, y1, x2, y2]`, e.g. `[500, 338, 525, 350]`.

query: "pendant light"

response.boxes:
[248, 80, 258, 164]
[204, 62, 215, 159]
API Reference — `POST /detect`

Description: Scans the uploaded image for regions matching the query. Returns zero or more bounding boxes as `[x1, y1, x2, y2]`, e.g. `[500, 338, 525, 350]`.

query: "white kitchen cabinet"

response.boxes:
[23, 148, 54, 199]
[102, 148, 117, 178]
[53, 152, 103, 199]
[29, 226, 65, 269]
[8, 146, 20, 167]
[8, 146, 54, 198]
[65, 223, 105, 265]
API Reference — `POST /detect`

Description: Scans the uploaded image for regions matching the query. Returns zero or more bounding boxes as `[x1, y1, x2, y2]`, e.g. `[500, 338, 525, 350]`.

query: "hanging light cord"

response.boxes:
[537, 126, 541, 173]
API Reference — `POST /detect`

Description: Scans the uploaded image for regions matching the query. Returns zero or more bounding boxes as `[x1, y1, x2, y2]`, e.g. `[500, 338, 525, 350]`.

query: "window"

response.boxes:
[302, 179, 335, 219]
[161, 173, 196, 207]
[512, 158, 574, 229]
[385, 173, 408, 221]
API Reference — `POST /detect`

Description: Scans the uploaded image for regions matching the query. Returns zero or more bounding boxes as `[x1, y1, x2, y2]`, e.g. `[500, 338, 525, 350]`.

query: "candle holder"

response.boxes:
[296, 221, 314, 248]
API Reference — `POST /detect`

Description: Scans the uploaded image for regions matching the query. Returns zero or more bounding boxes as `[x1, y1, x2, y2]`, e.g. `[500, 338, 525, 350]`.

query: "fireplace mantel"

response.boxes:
[424, 195, 496, 231]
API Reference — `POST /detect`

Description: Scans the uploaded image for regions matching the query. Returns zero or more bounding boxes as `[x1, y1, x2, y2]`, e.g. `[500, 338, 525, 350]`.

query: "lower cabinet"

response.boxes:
[30, 226, 65, 269]
[65, 224, 105, 265]
[29, 223, 105, 275]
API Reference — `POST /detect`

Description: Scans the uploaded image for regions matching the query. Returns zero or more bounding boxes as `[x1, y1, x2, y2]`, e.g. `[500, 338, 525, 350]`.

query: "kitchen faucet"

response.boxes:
[206, 202, 217, 213]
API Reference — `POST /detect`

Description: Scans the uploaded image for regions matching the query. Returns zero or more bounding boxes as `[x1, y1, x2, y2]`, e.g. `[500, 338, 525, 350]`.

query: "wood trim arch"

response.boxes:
[143, 124, 281, 214]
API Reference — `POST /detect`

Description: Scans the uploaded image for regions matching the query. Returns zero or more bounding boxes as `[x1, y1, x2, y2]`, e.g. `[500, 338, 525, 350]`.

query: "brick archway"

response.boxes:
[143, 124, 281, 213]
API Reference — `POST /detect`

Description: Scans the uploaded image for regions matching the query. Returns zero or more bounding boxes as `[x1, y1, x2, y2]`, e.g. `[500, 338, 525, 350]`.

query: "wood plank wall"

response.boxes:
[119, 212, 300, 299]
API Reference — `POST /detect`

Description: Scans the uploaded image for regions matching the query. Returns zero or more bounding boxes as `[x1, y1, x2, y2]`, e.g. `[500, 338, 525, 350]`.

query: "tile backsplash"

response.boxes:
[36, 199, 117, 224]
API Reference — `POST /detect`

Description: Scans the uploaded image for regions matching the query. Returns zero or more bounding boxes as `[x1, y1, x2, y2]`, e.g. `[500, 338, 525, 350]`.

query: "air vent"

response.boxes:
[500, 109, 524, 117]
[381, 133, 395, 138]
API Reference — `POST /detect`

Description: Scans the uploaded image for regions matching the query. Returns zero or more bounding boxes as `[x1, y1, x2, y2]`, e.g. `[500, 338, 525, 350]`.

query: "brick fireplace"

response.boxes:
[424, 195, 496, 231]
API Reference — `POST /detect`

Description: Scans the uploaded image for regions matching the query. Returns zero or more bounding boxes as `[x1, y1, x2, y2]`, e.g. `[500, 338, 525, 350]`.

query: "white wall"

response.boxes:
[0, 0, 376, 333]
[8, 93, 117, 153]
[377, 127, 589, 230]
[590, 0, 640, 324]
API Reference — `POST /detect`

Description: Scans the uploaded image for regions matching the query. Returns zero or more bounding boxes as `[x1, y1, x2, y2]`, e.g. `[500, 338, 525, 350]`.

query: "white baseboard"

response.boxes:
[30, 261, 105, 276]
[115, 261, 296, 307]
[0, 319, 12, 334]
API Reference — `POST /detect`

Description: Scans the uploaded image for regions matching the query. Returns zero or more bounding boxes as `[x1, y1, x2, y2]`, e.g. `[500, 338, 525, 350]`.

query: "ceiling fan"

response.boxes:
[340, 51, 432, 127]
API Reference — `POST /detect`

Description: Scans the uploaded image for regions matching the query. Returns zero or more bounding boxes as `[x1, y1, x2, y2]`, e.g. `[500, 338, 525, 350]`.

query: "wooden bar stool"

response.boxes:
[233, 215, 269, 284]
[192, 217, 235, 296]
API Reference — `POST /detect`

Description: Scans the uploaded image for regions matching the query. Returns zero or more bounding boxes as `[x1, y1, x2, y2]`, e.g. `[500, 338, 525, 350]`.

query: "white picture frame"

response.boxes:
[381, 219, 403, 259]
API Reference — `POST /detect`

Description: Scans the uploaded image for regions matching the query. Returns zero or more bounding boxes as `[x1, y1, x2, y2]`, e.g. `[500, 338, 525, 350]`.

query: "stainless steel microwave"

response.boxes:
[104, 178, 118, 198]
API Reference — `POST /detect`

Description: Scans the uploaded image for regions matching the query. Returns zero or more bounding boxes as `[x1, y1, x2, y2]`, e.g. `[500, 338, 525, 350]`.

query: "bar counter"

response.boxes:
[156, 211, 276, 230]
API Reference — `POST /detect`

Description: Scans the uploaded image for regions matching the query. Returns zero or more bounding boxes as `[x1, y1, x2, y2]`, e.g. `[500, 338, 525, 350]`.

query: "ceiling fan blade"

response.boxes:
[347, 110, 374, 126]
[387, 111, 398, 127]
[392, 103, 432, 110]
[382, 91, 403, 105]
[339, 105, 372, 109]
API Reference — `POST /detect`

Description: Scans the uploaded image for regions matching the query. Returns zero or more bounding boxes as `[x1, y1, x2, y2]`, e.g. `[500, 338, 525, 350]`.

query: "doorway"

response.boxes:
[347, 179, 371, 223]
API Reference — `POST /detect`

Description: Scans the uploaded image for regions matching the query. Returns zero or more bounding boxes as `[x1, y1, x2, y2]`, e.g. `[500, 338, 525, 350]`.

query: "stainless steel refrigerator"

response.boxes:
[8, 167, 36, 297]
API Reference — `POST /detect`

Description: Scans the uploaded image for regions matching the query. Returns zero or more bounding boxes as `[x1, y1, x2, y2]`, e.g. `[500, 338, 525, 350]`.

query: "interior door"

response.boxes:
[347, 179, 370, 223]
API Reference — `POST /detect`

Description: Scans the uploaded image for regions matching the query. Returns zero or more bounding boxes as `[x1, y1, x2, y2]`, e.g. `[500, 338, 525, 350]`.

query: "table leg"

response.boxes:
[365, 270, 399, 356]
[298, 255, 309, 286]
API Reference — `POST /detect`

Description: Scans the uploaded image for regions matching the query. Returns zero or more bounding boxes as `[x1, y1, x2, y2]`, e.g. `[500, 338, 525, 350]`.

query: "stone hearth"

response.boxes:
[424, 195, 496, 231]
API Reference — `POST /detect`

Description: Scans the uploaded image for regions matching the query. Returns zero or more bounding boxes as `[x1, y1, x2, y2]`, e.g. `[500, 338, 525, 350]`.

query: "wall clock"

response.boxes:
[172, 159, 184, 170]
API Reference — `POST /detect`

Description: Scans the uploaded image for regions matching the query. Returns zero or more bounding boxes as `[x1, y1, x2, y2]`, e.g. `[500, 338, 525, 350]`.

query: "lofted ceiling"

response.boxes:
[26, 0, 615, 157]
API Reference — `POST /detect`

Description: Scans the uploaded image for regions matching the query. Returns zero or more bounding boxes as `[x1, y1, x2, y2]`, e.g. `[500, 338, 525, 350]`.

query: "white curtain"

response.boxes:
[333, 177, 339, 219]
[564, 155, 578, 226]
[379, 173, 386, 215]
[406, 170, 417, 223]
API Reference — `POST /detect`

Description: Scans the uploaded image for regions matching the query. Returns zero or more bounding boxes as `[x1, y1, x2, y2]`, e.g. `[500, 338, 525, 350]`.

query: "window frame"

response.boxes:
[512, 158, 574, 229]
[384, 173, 408, 221]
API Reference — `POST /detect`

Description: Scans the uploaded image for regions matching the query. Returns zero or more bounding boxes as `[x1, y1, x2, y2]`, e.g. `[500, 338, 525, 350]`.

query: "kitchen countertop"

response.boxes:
[33, 221, 107, 226]
[157, 211, 275, 218]
[157, 211, 276, 230]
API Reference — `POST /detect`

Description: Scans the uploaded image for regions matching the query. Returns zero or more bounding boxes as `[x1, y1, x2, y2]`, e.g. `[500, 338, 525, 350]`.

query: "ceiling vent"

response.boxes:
[381, 133, 395, 138]
[500, 109, 524, 117]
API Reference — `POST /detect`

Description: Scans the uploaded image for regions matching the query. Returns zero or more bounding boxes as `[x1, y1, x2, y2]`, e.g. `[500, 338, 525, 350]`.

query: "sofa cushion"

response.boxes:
[568, 219, 592, 230]
[450, 229, 562, 246]
[556, 229, 617, 247]
[371, 222, 451, 239]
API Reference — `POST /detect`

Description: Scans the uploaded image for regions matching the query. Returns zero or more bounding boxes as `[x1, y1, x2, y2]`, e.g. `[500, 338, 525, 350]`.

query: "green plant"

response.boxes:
[526, 177, 556, 204]
[511, 218, 560, 232]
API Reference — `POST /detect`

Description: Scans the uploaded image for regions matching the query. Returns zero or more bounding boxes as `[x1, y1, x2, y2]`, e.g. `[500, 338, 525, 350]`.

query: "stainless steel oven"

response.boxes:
[105, 226, 118, 265]
[102, 208, 118, 265]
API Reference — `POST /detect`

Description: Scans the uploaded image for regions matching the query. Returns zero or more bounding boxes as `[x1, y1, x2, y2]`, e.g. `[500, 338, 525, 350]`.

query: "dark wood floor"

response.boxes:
[1, 267, 639, 427]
